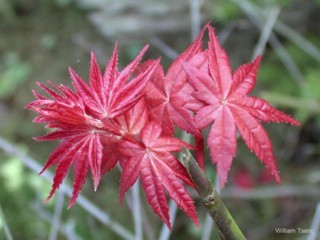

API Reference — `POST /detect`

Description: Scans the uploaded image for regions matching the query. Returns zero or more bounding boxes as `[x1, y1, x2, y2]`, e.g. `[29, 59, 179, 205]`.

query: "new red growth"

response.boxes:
[27, 24, 300, 229]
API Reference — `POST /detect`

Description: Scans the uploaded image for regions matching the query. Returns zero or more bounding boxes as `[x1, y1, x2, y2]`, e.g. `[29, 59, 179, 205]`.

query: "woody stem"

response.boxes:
[182, 149, 246, 240]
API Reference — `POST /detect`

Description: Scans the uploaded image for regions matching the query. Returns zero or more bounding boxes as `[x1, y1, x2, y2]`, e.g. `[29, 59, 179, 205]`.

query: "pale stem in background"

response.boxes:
[252, 6, 280, 59]
[307, 202, 320, 240]
[132, 180, 143, 240]
[0, 137, 136, 240]
[236, 0, 320, 62]
[189, 0, 201, 41]
[0, 204, 13, 240]
[158, 131, 192, 240]
[149, 36, 178, 60]
[31, 202, 78, 239]
[233, 0, 304, 84]
[49, 191, 65, 240]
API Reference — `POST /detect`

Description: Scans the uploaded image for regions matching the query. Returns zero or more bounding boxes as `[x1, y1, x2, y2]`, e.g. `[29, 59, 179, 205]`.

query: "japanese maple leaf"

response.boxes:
[182, 26, 300, 187]
[99, 98, 150, 174]
[118, 122, 198, 230]
[26, 44, 159, 207]
[139, 26, 210, 137]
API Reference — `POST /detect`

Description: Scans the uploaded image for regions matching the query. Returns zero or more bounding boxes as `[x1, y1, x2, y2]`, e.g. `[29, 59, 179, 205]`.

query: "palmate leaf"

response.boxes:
[118, 122, 198, 230]
[70, 44, 160, 119]
[26, 43, 159, 206]
[141, 27, 209, 137]
[39, 132, 103, 208]
[183, 26, 300, 188]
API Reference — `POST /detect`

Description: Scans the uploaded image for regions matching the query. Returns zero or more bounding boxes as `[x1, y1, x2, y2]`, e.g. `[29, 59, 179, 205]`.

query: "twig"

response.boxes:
[0, 137, 135, 240]
[141, 206, 156, 240]
[31, 202, 79, 240]
[159, 200, 178, 240]
[182, 149, 246, 240]
[159, 131, 192, 240]
[218, 22, 237, 45]
[220, 186, 320, 199]
[233, 0, 304, 84]
[237, 0, 320, 61]
[0, 204, 14, 240]
[307, 202, 320, 240]
[149, 36, 178, 60]
[252, 6, 280, 59]
[189, 0, 202, 41]
[274, 21, 320, 62]
[201, 215, 213, 240]
[132, 180, 143, 240]
[49, 191, 65, 240]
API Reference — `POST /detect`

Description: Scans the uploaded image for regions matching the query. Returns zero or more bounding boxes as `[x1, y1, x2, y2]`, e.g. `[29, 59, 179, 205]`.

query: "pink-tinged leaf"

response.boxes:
[141, 159, 171, 229]
[181, 61, 218, 95]
[37, 82, 63, 102]
[35, 127, 90, 142]
[32, 89, 47, 100]
[109, 45, 149, 102]
[208, 107, 237, 187]
[207, 27, 233, 99]
[156, 159, 199, 227]
[231, 56, 261, 95]
[39, 139, 76, 175]
[100, 137, 120, 175]
[150, 137, 193, 152]
[69, 149, 89, 208]
[89, 52, 105, 107]
[109, 59, 160, 118]
[149, 103, 173, 136]
[230, 106, 281, 183]
[119, 153, 144, 202]
[141, 122, 162, 147]
[166, 103, 202, 137]
[88, 133, 103, 191]
[173, 50, 209, 93]
[184, 97, 205, 113]
[166, 24, 207, 81]
[118, 122, 197, 229]
[163, 153, 195, 187]
[144, 63, 166, 98]
[192, 90, 219, 105]
[44, 137, 86, 202]
[118, 140, 145, 156]
[115, 98, 149, 136]
[103, 42, 119, 102]
[194, 104, 221, 129]
[232, 95, 301, 125]
[28, 43, 160, 208]
[45, 153, 74, 203]
[194, 136, 205, 170]
[142, 27, 206, 138]
[184, 25, 300, 187]
[43, 132, 107, 206]
[70, 67, 97, 105]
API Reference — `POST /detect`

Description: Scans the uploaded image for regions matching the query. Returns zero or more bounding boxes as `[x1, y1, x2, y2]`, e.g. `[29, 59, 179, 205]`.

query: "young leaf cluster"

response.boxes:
[27, 24, 300, 229]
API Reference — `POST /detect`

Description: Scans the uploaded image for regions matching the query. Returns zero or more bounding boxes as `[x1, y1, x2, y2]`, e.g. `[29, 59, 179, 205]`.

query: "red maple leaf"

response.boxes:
[26, 44, 159, 207]
[118, 121, 198, 230]
[182, 26, 300, 187]
[99, 98, 150, 174]
[139, 27, 210, 138]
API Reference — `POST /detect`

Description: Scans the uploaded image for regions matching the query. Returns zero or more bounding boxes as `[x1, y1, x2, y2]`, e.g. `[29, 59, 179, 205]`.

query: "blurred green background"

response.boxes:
[0, 0, 319, 239]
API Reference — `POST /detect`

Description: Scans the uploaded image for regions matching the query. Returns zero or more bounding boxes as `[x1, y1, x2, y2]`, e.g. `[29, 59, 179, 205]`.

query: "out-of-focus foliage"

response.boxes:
[0, 53, 31, 99]
[210, 1, 240, 23]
